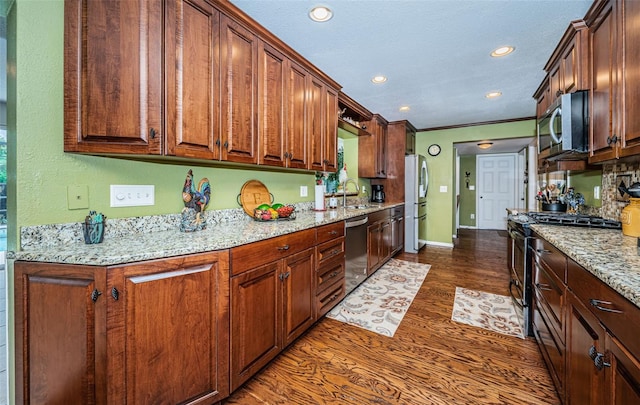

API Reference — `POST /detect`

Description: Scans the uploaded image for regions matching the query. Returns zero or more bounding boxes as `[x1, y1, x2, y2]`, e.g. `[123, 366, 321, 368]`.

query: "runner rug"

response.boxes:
[451, 287, 525, 339]
[326, 258, 431, 337]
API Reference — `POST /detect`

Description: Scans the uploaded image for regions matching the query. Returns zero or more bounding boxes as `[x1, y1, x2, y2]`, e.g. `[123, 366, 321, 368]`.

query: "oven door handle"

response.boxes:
[509, 280, 525, 309]
[508, 228, 526, 242]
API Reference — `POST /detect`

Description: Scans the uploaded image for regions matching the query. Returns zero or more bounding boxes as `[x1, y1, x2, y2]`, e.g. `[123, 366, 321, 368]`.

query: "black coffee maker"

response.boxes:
[371, 185, 385, 203]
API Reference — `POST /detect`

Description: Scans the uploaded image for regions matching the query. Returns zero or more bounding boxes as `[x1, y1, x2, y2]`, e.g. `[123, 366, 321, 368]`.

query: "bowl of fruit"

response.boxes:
[253, 203, 296, 221]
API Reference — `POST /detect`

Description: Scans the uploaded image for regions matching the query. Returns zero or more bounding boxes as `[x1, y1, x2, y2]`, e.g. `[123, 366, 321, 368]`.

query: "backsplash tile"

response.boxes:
[601, 161, 640, 221]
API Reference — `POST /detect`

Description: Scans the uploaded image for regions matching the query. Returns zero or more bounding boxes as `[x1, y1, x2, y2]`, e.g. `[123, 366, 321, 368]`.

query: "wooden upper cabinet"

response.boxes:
[359, 114, 388, 178]
[220, 15, 258, 164]
[587, 0, 640, 163]
[286, 60, 309, 169]
[165, 0, 220, 159]
[64, 0, 163, 154]
[309, 79, 339, 173]
[258, 41, 287, 167]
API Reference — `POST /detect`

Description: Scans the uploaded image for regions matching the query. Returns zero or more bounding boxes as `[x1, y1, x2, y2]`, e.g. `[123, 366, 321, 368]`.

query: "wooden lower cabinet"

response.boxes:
[230, 243, 315, 391]
[15, 251, 230, 405]
[532, 232, 640, 404]
[390, 206, 404, 255]
[367, 209, 392, 275]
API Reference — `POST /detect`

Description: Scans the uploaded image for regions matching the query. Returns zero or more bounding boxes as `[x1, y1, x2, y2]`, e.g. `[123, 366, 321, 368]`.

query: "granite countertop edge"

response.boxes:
[530, 224, 640, 309]
[12, 203, 403, 267]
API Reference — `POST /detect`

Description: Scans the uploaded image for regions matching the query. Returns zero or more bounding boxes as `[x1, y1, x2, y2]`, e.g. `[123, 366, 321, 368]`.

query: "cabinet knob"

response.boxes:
[223, 141, 229, 149]
[149, 127, 157, 139]
[111, 287, 119, 301]
[607, 135, 618, 146]
[277, 245, 290, 251]
[91, 289, 102, 302]
[215, 139, 221, 147]
[589, 346, 610, 370]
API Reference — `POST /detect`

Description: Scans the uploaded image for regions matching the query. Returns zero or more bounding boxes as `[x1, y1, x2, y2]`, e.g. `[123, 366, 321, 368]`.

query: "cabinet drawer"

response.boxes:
[533, 260, 565, 344]
[532, 238, 567, 283]
[316, 221, 344, 244]
[567, 259, 640, 356]
[316, 237, 345, 267]
[231, 229, 316, 275]
[316, 257, 345, 295]
[316, 279, 345, 318]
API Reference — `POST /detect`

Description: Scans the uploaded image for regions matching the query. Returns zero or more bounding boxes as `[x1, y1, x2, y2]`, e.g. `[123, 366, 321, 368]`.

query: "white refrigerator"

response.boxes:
[405, 154, 428, 253]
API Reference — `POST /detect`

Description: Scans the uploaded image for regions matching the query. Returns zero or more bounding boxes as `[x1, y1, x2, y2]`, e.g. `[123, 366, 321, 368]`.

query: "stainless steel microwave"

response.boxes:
[537, 90, 589, 159]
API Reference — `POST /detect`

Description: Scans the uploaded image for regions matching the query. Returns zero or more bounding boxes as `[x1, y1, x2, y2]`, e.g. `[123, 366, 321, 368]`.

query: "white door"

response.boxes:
[477, 154, 517, 230]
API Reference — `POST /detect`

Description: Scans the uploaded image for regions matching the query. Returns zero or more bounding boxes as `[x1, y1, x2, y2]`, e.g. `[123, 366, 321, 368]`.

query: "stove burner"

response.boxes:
[522, 212, 622, 229]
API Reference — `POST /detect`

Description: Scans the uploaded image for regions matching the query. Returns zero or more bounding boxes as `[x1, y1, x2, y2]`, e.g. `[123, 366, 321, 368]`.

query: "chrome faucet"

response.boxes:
[343, 178, 359, 207]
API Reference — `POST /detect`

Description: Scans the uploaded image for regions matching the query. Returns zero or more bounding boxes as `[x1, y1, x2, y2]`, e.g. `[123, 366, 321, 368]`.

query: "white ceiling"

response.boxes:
[230, 0, 593, 132]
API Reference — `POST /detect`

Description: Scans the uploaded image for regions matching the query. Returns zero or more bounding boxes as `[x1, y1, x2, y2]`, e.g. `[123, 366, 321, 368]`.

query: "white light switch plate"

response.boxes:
[110, 185, 155, 207]
[300, 186, 308, 197]
[439, 185, 448, 193]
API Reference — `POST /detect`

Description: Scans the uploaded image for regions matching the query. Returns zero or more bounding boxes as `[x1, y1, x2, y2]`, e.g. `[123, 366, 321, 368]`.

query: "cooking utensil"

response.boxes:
[618, 180, 640, 198]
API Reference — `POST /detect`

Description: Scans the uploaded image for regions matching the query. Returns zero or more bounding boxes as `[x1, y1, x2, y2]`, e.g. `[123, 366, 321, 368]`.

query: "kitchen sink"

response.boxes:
[344, 204, 380, 210]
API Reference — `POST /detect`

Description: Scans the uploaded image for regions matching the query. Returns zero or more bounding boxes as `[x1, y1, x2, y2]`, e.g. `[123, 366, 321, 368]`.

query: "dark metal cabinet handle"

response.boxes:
[149, 127, 157, 139]
[589, 299, 623, 314]
[329, 271, 338, 278]
[223, 141, 229, 149]
[607, 135, 618, 146]
[589, 345, 610, 370]
[536, 248, 551, 254]
[215, 139, 221, 147]
[277, 245, 290, 251]
[535, 282, 552, 291]
[329, 230, 338, 235]
[91, 289, 102, 302]
[111, 287, 119, 301]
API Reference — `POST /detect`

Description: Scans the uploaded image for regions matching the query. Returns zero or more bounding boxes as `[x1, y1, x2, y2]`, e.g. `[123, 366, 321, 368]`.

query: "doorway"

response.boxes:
[476, 154, 517, 230]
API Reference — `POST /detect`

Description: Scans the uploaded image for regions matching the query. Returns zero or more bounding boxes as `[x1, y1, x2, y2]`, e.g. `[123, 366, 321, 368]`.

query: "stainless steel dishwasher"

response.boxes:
[344, 215, 369, 295]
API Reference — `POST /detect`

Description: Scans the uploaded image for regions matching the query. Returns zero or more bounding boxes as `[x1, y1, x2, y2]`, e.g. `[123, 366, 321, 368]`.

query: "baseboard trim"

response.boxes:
[458, 225, 477, 229]
[426, 240, 454, 248]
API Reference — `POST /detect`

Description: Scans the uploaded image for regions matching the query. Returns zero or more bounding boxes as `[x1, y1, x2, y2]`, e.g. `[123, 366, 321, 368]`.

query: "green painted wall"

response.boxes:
[458, 155, 476, 227]
[416, 120, 536, 245]
[569, 169, 603, 208]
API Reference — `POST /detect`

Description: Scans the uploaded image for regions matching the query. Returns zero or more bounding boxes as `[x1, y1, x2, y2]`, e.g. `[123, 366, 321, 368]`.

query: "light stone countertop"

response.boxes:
[12, 204, 401, 267]
[530, 224, 640, 309]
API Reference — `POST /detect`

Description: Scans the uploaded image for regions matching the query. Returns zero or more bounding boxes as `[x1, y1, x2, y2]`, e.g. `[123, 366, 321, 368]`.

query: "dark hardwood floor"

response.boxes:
[223, 229, 559, 404]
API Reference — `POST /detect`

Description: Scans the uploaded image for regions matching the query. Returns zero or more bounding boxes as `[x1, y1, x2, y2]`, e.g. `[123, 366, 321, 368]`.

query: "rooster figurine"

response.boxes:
[180, 169, 211, 232]
[338, 163, 348, 190]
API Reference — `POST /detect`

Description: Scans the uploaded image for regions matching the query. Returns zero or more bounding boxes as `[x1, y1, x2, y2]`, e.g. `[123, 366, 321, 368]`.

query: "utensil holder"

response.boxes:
[83, 222, 104, 244]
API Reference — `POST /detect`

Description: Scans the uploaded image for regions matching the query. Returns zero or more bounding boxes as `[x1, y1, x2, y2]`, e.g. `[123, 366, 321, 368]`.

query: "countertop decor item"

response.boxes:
[83, 210, 105, 244]
[238, 180, 273, 217]
[180, 169, 211, 232]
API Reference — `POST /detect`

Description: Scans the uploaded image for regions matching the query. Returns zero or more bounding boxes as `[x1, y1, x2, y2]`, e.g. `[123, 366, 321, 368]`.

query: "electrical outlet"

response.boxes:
[300, 186, 308, 197]
[67, 185, 89, 210]
[439, 185, 448, 193]
[110, 185, 155, 207]
[470, 213, 475, 219]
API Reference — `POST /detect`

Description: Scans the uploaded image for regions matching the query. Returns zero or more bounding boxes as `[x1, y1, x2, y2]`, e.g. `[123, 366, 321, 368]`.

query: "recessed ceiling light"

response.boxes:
[399, 106, 410, 112]
[477, 142, 494, 149]
[309, 6, 333, 22]
[491, 46, 515, 57]
[371, 75, 387, 84]
[485, 91, 502, 99]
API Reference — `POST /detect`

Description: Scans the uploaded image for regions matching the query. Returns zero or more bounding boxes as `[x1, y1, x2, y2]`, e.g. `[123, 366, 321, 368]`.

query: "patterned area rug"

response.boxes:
[451, 287, 524, 339]
[326, 258, 431, 337]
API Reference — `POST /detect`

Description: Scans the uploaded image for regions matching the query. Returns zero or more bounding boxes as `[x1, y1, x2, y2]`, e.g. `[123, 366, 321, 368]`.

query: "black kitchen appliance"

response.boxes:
[506, 211, 621, 338]
[371, 184, 385, 203]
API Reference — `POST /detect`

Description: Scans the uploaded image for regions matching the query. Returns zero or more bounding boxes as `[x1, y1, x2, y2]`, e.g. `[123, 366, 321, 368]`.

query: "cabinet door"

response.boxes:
[381, 219, 392, 262]
[367, 223, 382, 274]
[589, 0, 619, 162]
[258, 41, 287, 167]
[64, 0, 162, 154]
[549, 62, 562, 100]
[286, 61, 309, 169]
[231, 261, 281, 391]
[561, 37, 579, 94]
[605, 334, 640, 404]
[308, 76, 326, 172]
[165, 0, 220, 159]
[14, 262, 107, 405]
[282, 248, 316, 345]
[220, 16, 258, 164]
[619, 0, 640, 155]
[566, 292, 606, 405]
[107, 252, 230, 404]
[324, 87, 339, 172]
